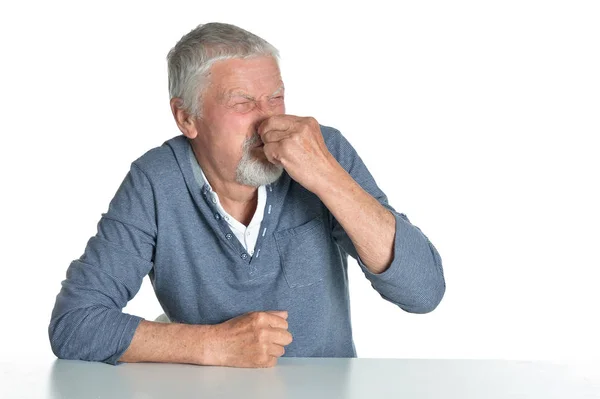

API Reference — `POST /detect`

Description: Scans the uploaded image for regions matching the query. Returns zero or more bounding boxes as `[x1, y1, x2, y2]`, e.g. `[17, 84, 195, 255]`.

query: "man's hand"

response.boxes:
[258, 115, 339, 194]
[206, 310, 293, 368]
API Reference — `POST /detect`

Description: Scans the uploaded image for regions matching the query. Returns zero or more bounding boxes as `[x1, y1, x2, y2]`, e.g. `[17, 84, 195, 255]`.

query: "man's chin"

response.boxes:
[235, 158, 284, 187]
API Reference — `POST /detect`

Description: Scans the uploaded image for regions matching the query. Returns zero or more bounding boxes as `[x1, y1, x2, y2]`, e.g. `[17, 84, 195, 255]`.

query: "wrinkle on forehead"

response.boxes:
[208, 57, 283, 102]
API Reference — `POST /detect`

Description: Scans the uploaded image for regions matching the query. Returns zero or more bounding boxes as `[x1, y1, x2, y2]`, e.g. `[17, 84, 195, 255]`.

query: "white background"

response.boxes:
[1, 0, 598, 363]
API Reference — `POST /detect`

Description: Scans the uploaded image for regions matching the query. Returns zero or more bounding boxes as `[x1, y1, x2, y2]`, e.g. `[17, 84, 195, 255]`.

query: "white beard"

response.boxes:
[235, 134, 283, 187]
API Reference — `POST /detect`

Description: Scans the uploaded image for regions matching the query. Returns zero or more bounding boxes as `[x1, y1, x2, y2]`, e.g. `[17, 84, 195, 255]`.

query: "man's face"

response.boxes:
[192, 56, 285, 187]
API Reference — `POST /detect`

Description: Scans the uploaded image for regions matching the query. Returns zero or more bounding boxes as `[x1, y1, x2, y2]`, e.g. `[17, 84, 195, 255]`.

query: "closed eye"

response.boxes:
[269, 96, 284, 105]
[233, 102, 255, 113]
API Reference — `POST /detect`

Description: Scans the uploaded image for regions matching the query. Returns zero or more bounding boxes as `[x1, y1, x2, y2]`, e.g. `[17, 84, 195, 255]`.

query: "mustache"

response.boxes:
[244, 132, 263, 148]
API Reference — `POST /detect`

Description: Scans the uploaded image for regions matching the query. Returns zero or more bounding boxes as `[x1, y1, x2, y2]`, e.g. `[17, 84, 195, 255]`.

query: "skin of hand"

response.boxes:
[205, 310, 293, 368]
[257, 114, 396, 273]
[257, 115, 339, 195]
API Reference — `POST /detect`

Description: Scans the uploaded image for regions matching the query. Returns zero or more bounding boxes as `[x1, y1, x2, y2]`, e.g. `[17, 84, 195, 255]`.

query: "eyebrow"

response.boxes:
[269, 85, 285, 97]
[225, 84, 285, 102]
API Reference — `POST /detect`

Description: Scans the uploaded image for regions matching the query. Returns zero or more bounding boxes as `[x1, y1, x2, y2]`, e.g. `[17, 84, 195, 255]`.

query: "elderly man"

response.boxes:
[49, 22, 445, 368]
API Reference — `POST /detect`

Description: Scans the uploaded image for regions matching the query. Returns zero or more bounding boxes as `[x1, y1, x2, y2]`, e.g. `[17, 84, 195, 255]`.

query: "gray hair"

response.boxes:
[167, 22, 280, 117]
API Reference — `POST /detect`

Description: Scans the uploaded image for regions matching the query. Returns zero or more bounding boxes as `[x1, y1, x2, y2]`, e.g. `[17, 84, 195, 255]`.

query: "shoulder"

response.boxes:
[319, 124, 361, 172]
[320, 124, 344, 146]
[130, 135, 186, 183]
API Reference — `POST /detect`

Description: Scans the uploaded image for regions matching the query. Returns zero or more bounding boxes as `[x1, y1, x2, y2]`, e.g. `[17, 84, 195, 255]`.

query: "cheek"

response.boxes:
[210, 109, 253, 135]
[205, 111, 251, 151]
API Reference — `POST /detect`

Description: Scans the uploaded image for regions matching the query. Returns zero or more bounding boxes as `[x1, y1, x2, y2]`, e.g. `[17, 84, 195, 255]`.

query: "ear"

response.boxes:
[170, 98, 198, 139]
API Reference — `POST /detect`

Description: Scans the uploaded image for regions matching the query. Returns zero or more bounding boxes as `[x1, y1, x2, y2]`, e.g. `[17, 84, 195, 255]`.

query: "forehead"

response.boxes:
[208, 56, 283, 97]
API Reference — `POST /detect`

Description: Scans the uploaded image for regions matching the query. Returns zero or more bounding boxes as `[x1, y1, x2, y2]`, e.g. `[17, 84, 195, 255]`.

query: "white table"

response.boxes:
[2, 358, 599, 398]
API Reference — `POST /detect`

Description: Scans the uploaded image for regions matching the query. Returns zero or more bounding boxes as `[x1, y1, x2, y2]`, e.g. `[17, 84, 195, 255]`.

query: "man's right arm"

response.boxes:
[48, 162, 157, 364]
[48, 162, 291, 366]
[118, 320, 211, 365]
[119, 311, 292, 367]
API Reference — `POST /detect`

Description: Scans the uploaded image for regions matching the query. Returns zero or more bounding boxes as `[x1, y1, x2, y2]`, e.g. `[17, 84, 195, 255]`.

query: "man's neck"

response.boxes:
[190, 142, 258, 225]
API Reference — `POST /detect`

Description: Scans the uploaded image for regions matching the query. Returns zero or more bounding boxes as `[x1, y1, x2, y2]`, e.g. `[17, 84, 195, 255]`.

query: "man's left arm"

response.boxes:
[317, 130, 445, 314]
[317, 161, 396, 275]
[258, 116, 445, 314]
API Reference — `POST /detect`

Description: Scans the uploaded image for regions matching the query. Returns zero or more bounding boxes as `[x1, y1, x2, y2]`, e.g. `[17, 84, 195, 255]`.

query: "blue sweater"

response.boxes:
[49, 125, 445, 365]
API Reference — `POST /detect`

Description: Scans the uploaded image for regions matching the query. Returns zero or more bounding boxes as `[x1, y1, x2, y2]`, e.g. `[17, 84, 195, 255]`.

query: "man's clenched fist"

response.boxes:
[205, 310, 293, 368]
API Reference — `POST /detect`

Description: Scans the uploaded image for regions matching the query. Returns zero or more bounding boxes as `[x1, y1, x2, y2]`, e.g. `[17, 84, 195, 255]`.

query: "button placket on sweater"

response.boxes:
[203, 188, 248, 262]
[203, 185, 275, 269]
[247, 184, 272, 275]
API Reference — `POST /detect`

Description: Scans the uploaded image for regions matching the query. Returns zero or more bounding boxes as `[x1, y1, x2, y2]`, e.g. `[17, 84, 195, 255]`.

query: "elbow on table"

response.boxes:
[48, 313, 81, 361]
[49, 337, 73, 361]
[48, 308, 102, 362]
[48, 305, 139, 365]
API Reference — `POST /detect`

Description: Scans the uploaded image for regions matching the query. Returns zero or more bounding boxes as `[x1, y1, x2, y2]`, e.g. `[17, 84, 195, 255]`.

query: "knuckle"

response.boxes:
[305, 116, 318, 128]
[254, 312, 266, 324]
[249, 312, 259, 325]
[257, 328, 269, 343]
[251, 314, 265, 330]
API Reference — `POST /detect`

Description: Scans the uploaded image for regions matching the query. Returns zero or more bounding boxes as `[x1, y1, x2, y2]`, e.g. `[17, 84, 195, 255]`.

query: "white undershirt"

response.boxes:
[197, 166, 266, 256]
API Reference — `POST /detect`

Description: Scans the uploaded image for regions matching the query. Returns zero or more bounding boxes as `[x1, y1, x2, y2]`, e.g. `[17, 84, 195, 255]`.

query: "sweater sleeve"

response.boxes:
[48, 162, 157, 365]
[324, 127, 446, 314]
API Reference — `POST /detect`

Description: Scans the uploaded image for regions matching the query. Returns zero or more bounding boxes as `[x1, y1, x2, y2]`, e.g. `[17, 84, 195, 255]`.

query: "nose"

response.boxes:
[253, 117, 267, 137]
[253, 98, 280, 132]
